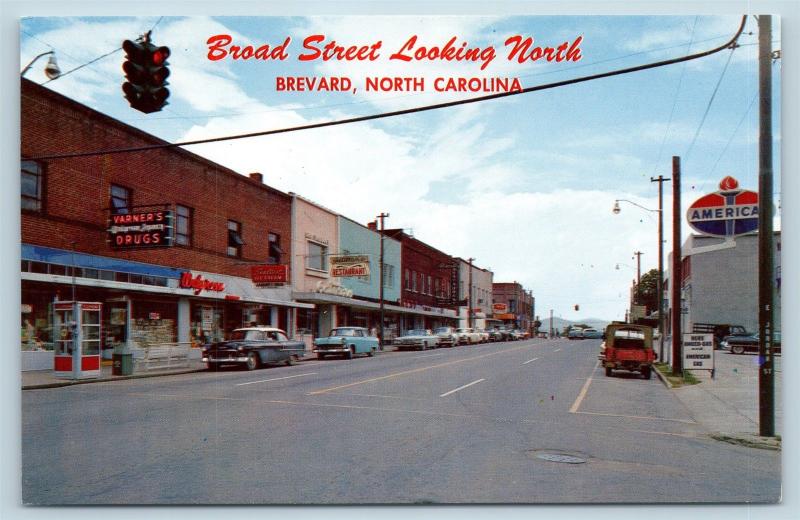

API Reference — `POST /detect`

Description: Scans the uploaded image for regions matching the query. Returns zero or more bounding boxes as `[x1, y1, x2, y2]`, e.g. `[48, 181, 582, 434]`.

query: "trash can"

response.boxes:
[111, 347, 133, 376]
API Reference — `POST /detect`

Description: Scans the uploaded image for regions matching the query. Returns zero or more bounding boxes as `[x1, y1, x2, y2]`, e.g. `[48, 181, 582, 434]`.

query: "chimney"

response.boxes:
[249, 172, 264, 184]
[367, 221, 377, 231]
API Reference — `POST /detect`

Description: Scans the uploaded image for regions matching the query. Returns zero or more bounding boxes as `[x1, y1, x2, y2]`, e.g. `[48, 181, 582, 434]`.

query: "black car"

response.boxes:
[202, 327, 306, 370]
[721, 332, 781, 355]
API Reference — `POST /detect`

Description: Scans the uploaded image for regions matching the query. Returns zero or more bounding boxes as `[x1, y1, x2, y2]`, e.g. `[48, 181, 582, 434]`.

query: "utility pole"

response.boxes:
[757, 14, 775, 437]
[467, 257, 475, 328]
[549, 309, 553, 338]
[377, 212, 389, 350]
[633, 251, 643, 285]
[671, 156, 683, 376]
[651, 174, 670, 363]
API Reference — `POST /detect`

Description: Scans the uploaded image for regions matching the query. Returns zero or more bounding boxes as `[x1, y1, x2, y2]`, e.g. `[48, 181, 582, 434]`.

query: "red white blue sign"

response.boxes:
[686, 176, 759, 237]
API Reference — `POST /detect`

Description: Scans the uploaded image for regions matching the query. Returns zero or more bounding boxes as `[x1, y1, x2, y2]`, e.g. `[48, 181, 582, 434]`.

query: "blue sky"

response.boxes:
[19, 13, 783, 322]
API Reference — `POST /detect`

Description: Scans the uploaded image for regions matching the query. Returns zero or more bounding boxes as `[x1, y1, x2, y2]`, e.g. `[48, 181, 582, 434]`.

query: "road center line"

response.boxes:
[307, 343, 532, 395]
[569, 360, 599, 413]
[439, 379, 485, 397]
[522, 357, 539, 365]
[236, 372, 317, 386]
[554, 348, 562, 352]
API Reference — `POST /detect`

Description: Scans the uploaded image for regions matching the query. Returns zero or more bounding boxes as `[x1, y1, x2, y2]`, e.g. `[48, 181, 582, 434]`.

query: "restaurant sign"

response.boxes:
[330, 255, 370, 277]
[108, 210, 173, 248]
[251, 264, 289, 284]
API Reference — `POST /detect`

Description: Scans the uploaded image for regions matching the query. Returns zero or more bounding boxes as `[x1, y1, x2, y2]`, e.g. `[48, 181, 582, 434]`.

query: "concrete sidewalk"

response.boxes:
[658, 349, 782, 446]
[21, 351, 320, 390]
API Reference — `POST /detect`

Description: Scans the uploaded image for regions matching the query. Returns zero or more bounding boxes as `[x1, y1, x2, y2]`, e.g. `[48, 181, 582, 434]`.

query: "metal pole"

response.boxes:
[549, 309, 553, 338]
[467, 258, 474, 328]
[671, 156, 683, 376]
[378, 212, 389, 350]
[634, 251, 643, 285]
[651, 175, 669, 363]
[757, 14, 775, 437]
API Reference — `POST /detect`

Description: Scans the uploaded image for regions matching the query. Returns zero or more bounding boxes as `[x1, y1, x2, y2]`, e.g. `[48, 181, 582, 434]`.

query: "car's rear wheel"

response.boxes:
[731, 345, 746, 355]
[207, 363, 217, 371]
[286, 354, 299, 366]
[605, 367, 612, 377]
[245, 352, 259, 371]
[367, 348, 375, 357]
[317, 353, 327, 360]
[642, 367, 651, 380]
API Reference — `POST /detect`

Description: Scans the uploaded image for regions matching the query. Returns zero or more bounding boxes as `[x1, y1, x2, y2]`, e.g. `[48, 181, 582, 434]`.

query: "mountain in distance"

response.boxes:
[539, 316, 610, 332]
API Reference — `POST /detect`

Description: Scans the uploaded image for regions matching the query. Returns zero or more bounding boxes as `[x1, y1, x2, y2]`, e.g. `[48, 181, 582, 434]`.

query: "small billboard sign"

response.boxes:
[683, 333, 715, 376]
[330, 255, 370, 277]
[251, 264, 289, 284]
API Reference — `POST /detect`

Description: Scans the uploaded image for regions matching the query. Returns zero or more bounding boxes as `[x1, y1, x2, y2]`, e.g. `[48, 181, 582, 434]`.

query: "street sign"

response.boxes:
[686, 176, 759, 238]
[683, 333, 714, 377]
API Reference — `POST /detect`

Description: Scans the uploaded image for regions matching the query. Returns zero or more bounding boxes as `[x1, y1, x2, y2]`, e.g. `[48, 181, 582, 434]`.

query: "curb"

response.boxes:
[710, 433, 782, 451]
[653, 365, 675, 389]
[22, 367, 208, 390]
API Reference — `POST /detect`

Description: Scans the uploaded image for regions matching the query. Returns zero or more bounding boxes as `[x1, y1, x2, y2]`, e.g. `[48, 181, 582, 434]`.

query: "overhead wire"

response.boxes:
[24, 15, 748, 162]
[684, 45, 737, 160]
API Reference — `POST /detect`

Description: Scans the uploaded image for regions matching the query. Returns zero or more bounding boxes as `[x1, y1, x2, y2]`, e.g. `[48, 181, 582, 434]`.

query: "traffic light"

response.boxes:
[122, 37, 170, 114]
[574, 304, 580, 311]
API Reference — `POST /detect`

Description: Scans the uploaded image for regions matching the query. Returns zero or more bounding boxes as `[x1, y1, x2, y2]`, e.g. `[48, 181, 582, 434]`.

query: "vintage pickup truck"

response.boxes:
[599, 322, 656, 379]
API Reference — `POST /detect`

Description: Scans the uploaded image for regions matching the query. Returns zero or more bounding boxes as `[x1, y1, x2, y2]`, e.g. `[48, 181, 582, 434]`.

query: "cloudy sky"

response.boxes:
[19, 12, 782, 322]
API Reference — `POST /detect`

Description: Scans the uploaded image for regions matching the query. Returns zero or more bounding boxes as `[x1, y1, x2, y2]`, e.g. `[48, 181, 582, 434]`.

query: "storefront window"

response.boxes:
[130, 300, 177, 348]
[307, 242, 327, 271]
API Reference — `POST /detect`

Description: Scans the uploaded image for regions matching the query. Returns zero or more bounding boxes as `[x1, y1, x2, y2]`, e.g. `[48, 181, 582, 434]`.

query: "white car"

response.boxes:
[394, 329, 439, 350]
[433, 326, 459, 347]
[455, 328, 481, 345]
[475, 329, 490, 343]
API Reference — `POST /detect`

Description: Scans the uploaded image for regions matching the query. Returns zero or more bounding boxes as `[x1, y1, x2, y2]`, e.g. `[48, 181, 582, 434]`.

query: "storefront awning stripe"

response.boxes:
[22, 244, 182, 278]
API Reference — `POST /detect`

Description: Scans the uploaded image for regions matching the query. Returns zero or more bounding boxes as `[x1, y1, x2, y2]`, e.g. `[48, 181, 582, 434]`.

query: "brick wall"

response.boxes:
[21, 79, 292, 279]
[384, 229, 452, 308]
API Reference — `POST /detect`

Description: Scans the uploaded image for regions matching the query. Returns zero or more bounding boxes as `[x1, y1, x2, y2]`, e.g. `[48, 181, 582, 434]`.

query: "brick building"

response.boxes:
[20, 79, 311, 368]
[492, 282, 534, 332]
[382, 229, 458, 331]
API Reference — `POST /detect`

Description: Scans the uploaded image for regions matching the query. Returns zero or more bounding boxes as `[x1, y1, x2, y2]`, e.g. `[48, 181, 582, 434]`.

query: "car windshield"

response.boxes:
[229, 330, 263, 341]
[408, 330, 427, 336]
[434, 328, 451, 334]
[331, 328, 359, 337]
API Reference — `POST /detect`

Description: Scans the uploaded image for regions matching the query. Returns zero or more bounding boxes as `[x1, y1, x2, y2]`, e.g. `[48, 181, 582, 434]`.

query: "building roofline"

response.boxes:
[22, 79, 291, 200]
[338, 215, 401, 246]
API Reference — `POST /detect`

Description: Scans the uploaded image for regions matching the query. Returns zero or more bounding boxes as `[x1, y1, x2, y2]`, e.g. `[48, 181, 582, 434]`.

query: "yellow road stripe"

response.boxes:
[569, 360, 599, 413]
[307, 343, 533, 395]
[573, 411, 697, 424]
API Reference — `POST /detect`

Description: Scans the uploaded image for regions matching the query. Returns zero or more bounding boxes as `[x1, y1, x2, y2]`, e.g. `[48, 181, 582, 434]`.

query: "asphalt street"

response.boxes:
[21, 338, 780, 505]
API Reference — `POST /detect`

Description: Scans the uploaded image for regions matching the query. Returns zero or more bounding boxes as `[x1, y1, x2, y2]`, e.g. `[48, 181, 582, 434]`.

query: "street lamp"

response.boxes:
[613, 193, 668, 361]
[21, 50, 61, 80]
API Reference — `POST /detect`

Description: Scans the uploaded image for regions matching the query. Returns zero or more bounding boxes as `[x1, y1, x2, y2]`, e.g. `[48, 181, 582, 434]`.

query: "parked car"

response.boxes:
[693, 322, 750, 348]
[455, 328, 481, 345]
[202, 327, 306, 370]
[395, 329, 439, 350]
[313, 327, 380, 359]
[567, 328, 585, 340]
[508, 330, 524, 341]
[599, 322, 656, 379]
[582, 328, 604, 339]
[433, 326, 459, 347]
[475, 329, 490, 343]
[488, 329, 504, 342]
[721, 332, 781, 355]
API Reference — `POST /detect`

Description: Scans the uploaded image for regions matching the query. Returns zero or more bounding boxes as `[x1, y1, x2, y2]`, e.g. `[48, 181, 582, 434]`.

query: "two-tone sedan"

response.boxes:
[202, 327, 306, 371]
[313, 327, 380, 359]
[433, 326, 459, 347]
[394, 329, 440, 350]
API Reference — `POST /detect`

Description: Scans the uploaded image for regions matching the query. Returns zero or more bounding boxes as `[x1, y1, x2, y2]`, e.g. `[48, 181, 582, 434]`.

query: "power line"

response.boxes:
[650, 16, 698, 178]
[708, 91, 758, 177]
[684, 46, 737, 160]
[24, 16, 747, 162]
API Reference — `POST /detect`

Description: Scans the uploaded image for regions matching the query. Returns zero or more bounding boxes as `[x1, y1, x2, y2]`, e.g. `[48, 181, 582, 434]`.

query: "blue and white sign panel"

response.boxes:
[686, 176, 759, 238]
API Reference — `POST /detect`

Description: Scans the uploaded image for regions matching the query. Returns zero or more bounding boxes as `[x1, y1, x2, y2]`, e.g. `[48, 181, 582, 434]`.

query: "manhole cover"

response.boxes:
[535, 453, 586, 464]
